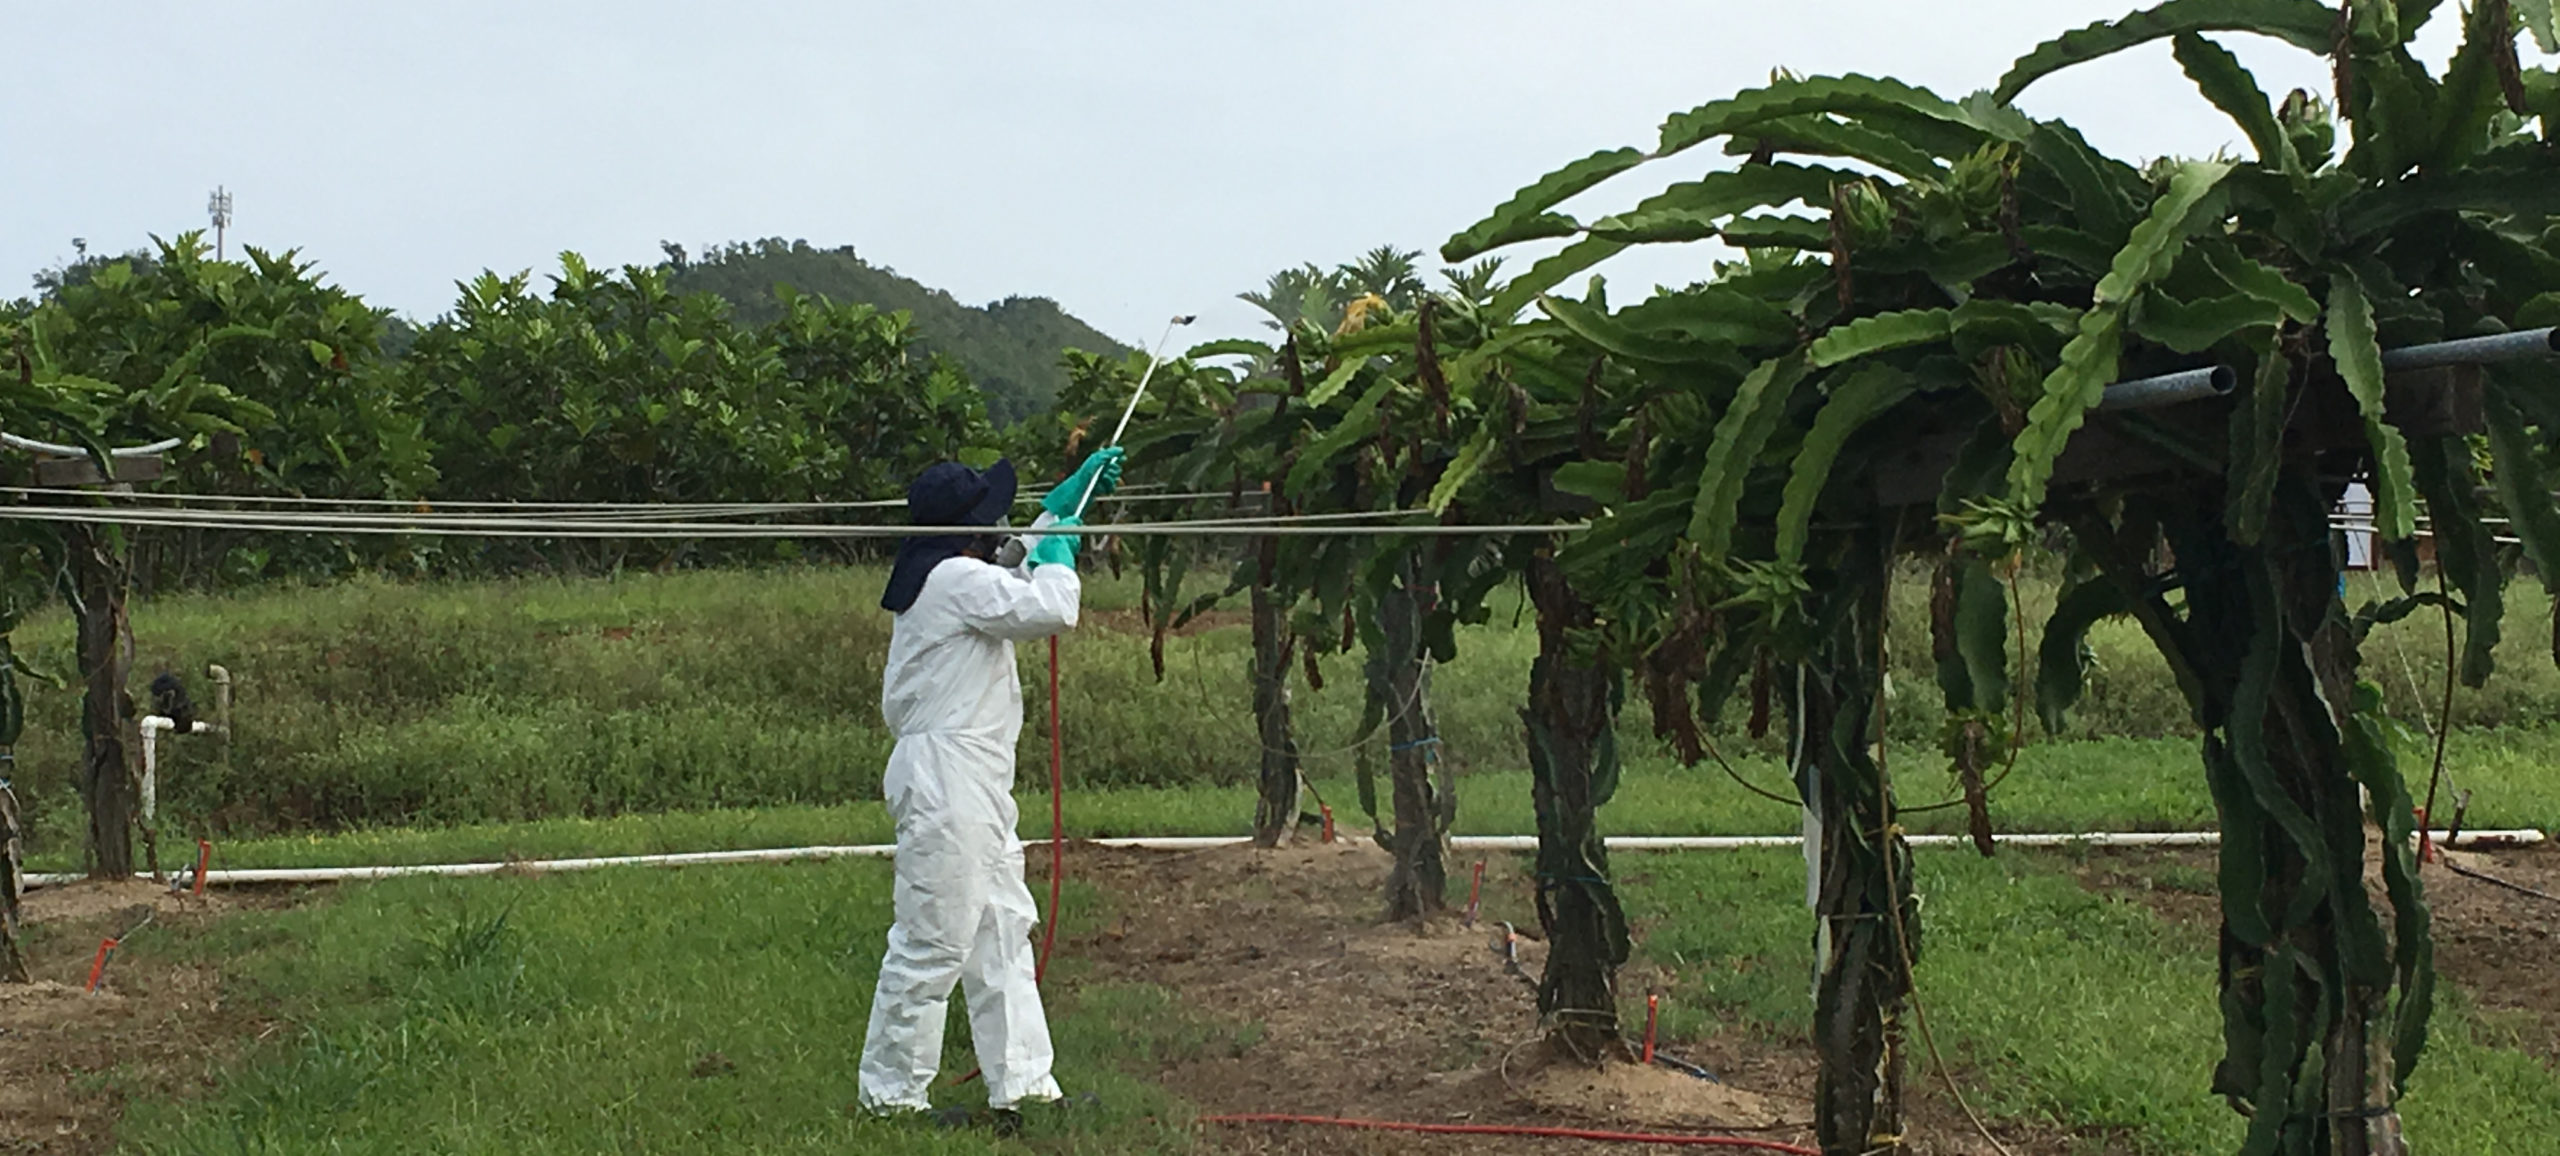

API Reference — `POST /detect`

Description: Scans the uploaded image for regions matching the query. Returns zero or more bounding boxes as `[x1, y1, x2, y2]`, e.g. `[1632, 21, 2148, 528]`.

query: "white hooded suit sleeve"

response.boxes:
[944, 560, 1080, 642]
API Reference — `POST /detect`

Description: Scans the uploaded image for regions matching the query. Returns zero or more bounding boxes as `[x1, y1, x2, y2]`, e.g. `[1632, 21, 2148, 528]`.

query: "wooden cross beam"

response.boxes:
[29, 454, 165, 488]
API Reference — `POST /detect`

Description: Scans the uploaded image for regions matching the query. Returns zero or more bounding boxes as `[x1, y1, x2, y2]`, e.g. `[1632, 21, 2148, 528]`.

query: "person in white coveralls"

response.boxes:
[856, 448, 1120, 1131]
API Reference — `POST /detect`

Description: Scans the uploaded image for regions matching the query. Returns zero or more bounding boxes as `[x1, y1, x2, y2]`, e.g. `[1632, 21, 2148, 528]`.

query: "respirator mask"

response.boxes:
[978, 518, 1028, 568]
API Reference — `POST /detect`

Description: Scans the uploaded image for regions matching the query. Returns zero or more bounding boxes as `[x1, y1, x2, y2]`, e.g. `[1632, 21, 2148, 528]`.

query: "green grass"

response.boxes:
[1622, 849, 2560, 1154]
[114, 861, 1227, 1154]
[17, 562, 2560, 859]
[97, 840, 2560, 1155]
[33, 723, 2560, 875]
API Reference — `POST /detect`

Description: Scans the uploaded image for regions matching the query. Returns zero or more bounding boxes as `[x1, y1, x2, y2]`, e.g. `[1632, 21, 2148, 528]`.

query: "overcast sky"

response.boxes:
[9, 2, 2466, 349]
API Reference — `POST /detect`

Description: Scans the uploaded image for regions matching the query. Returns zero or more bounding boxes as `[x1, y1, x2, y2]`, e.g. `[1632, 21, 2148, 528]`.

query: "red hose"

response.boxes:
[959, 635, 1071, 1089]
[1201, 1113, 1818, 1153]
[1037, 634, 1065, 980]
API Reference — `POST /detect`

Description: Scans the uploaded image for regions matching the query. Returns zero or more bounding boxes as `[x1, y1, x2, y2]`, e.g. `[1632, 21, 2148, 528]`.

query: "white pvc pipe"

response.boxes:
[1088, 836, 1247, 851]
[28, 843, 900, 887]
[23, 829, 2542, 889]
[137, 715, 220, 824]
[1446, 830, 2544, 852]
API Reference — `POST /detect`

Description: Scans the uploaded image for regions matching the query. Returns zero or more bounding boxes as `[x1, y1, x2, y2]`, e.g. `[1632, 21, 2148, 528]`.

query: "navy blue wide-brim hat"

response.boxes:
[881, 458, 1016, 613]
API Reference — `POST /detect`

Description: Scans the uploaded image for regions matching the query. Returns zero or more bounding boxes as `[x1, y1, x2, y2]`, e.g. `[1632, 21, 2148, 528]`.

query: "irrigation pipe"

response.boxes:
[24, 843, 898, 887]
[24, 829, 2540, 889]
[0, 432, 182, 458]
[1198, 1113, 1818, 1153]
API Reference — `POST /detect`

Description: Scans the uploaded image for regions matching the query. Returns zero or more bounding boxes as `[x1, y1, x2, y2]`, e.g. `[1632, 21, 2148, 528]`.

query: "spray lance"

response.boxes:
[1073, 314, 1195, 515]
[992, 315, 1196, 565]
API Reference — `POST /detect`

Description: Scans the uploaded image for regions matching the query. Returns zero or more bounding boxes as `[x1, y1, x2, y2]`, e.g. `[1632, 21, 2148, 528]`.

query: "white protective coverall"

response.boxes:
[857, 546, 1078, 1112]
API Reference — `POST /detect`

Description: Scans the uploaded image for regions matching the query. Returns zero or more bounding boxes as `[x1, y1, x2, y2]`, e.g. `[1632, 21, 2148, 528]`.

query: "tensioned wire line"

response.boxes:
[0, 504, 1399, 529]
[0, 487, 1416, 533]
[0, 503, 1437, 530]
[491, 505, 1396, 527]
[0, 482, 1241, 513]
[0, 505, 1584, 539]
[0, 490, 1294, 528]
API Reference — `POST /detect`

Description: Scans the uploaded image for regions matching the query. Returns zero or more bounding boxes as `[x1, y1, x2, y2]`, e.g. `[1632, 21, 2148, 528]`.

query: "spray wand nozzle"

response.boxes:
[1067, 315, 1194, 521]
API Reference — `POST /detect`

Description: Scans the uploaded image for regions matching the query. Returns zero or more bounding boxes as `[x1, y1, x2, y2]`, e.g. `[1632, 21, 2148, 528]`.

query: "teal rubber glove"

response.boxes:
[1042, 448, 1125, 518]
[1027, 515, 1082, 569]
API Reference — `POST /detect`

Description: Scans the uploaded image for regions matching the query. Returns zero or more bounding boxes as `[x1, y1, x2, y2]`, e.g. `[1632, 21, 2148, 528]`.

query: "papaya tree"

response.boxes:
[1448, 0, 2560, 1150]
[1104, 296, 1492, 913]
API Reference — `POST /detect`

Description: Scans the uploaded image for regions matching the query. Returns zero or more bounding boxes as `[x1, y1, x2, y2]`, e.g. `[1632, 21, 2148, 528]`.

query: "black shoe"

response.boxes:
[995, 1091, 1100, 1135]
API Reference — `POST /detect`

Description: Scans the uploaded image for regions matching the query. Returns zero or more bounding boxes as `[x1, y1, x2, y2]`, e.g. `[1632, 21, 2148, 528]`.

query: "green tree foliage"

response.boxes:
[26, 235, 435, 585]
[2, 233, 297, 883]
[666, 238, 1128, 424]
[402, 255, 996, 569]
[27, 238, 159, 300]
[9, 235, 281, 456]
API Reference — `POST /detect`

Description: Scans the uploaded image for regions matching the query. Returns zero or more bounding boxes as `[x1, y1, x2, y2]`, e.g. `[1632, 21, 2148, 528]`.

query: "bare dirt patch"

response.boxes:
[1048, 840, 2062, 1155]
[2424, 843, 2560, 1064]
[22, 880, 234, 926]
[2071, 842, 2560, 1066]
[2, 882, 274, 1156]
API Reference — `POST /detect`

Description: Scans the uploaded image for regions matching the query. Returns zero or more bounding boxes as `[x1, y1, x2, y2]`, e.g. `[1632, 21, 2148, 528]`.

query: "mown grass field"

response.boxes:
[12, 564, 2560, 1154]
[102, 865, 1210, 1155]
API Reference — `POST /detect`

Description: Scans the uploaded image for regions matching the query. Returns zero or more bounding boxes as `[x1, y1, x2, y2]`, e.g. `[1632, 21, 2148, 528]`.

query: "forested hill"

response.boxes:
[666, 238, 1128, 423]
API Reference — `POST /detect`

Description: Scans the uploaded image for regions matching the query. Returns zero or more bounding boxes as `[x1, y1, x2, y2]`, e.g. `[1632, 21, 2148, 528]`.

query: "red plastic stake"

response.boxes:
[1642, 993, 1661, 1065]
[1319, 804, 1335, 844]
[193, 839, 213, 898]
[2416, 807, 2437, 864]
[1463, 860, 1486, 927]
[86, 938, 118, 993]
